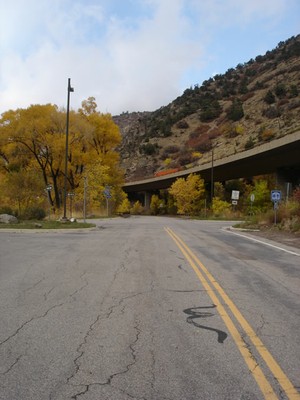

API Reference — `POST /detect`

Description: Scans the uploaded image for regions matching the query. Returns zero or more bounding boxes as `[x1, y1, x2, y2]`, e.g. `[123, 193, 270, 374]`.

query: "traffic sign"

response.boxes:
[103, 186, 112, 199]
[231, 190, 240, 200]
[271, 190, 281, 202]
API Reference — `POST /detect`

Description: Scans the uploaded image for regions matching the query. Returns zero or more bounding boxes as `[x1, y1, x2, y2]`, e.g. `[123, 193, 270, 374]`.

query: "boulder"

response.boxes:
[0, 214, 18, 224]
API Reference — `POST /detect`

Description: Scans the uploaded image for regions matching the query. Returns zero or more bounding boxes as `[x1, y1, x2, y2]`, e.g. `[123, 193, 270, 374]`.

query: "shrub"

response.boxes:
[260, 128, 275, 141]
[222, 123, 241, 138]
[212, 198, 231, 217]
[194, 135, 213, 152]
[150, 195, 165, 215]
[274, 83, 287, 98]
[163, 158, 172, 166]
[178, 150, 193, 166]
[130, 201, 144, 215]
[116, 198, 131, 214]
[162, 145, 180, 159]
[199, 100, 222, 122]
[226, 98, 244, 121]
[190, 125, 210, 138]
[176, 120, 189, 129]
[21, 206, 46, 220]
[192, 151, 202, 159]
[245, 137, 255, 149]
[0, 206, 14, 215]
[140, 143, 157, 155]
[262, 106, 281, 119]
[208, 128, 221, 140]
[264, 90, 275, 104]
[289, 84, 298, 98]
[293, 187, 300, 202]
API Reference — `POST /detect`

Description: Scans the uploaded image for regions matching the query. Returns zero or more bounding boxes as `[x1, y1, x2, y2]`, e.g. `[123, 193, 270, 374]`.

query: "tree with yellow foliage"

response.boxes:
[169, 174, 206, 215]
[0, 98, 125, 216]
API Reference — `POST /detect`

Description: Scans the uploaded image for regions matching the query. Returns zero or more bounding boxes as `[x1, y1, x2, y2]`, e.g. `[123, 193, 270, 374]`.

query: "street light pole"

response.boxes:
[46, 184, 53, 220]
[211, 143, 220, 204]
[211, 147, 214, 204]
[62, 78, 74, 221]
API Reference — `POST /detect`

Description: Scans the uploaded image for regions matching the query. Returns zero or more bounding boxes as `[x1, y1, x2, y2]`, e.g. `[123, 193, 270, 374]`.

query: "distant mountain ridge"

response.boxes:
[113, 35, 300, 181]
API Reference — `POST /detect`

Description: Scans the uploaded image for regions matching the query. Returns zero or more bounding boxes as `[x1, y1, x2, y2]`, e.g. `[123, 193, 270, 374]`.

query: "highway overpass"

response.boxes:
[123, 131, 300, 204]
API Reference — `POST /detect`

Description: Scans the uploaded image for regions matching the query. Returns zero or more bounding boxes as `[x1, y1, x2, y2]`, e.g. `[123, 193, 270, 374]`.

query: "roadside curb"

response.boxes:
[227, 226, 260, 232]
[0, 227, 98, 233]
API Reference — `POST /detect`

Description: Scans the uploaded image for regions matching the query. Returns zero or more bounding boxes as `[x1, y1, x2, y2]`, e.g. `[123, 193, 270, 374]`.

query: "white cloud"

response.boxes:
[0, 0, 299, 115]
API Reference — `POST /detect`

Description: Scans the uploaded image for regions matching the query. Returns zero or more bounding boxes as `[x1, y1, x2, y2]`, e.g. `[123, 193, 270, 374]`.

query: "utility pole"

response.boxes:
[62, 78, 74, 221]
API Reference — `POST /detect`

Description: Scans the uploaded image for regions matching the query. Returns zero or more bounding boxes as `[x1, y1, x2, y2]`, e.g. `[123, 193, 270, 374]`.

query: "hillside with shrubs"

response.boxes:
[114, 35, 300, 181]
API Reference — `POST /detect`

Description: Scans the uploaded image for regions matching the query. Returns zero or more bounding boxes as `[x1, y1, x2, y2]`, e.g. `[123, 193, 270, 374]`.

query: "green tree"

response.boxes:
[274, 83, 287, 98]
[264, 90, 275, 104]
[251, 180, 270, 213]
[226, 98, 244, 121]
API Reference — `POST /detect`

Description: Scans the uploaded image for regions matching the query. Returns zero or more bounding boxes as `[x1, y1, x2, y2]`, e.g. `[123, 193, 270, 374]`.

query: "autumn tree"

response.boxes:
[0, 99, 125, 216]
[251, 179, 271, 213]
[0, 104, 86, 209]
[76, 100, 124, 212]
[150, 194, 165, 215]
[169, 174, 206, 215]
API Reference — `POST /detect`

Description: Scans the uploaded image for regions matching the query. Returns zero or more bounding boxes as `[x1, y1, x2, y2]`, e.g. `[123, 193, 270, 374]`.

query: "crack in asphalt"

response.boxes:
[44, 286, 55, 301]
[23, 276, 45, 293]
[0, 271, 90, 349]
[69, 271, 89, 299]
[1, 355, 22, 375]
[0, 301, 66, 348]
[240, 332, 260, 374]
[66, 244, 146, 398]
[256, 314, 266, 337]
[66, 291, 146, 387]
[69, 321, 142, 400]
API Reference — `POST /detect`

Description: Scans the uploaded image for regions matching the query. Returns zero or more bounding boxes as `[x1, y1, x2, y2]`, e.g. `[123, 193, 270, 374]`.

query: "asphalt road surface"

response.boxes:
[0, 217, 299, 400]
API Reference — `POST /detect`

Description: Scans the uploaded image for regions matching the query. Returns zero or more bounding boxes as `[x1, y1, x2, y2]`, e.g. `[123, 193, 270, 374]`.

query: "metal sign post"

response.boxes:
[271, 190, 281, 225]
[103, 186, 112, 217]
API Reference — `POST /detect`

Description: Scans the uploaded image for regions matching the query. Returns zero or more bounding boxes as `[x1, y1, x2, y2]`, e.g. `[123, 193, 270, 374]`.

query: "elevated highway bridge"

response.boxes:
[123, 131, 300, 206]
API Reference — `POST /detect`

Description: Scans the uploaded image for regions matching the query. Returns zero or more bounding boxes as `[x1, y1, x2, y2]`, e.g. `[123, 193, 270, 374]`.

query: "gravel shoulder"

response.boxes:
[240, 228, 300, 249]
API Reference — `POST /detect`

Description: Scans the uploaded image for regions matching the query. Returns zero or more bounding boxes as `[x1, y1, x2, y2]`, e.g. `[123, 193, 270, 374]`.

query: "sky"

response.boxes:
[0, 0, 299, 116]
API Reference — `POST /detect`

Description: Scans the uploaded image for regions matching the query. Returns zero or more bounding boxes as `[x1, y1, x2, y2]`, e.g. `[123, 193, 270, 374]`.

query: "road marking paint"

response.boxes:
[165, 227, 300, 400]
[222, 228, 300, 257]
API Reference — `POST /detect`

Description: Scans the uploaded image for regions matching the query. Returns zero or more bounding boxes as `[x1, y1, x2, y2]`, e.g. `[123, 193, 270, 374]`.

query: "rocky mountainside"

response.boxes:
[113, 35, 300, 181]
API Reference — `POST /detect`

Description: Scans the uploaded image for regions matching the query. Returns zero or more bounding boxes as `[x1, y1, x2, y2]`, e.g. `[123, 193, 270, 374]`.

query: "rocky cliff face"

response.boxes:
[114, 35, 300, 181]
[113, 111, 153, 179]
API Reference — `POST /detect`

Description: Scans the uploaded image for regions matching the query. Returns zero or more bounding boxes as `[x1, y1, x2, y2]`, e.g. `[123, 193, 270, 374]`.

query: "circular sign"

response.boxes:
[250, 194, 255, 202]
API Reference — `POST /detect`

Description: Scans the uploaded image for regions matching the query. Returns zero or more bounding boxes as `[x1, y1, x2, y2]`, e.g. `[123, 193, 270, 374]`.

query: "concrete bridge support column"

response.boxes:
[143, 191, 151, 211]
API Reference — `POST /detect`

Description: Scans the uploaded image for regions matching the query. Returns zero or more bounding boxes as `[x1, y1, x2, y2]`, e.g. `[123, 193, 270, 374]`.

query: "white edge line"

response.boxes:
[222, 228, 300, 257]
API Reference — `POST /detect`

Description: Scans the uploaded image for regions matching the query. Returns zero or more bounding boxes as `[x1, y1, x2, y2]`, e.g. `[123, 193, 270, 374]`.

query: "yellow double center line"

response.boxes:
[165, 227, 300, 400]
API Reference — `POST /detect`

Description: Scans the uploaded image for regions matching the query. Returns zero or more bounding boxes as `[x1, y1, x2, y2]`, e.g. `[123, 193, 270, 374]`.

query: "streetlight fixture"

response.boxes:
[62, 78, 74, 221]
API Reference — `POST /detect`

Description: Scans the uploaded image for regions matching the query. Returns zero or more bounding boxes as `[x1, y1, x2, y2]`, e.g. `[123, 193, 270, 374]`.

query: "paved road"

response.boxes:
[0, 217, 299, 400]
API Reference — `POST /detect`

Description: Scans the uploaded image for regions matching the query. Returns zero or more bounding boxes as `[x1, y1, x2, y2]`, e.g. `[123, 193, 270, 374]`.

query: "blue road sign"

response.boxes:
[271, 190, 281, 202]
[103, 186, 112, 199]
